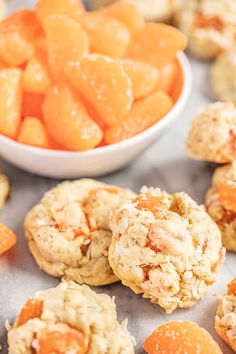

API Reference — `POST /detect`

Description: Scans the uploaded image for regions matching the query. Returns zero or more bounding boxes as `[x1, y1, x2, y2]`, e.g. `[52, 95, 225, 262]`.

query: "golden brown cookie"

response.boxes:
[206, 163, 236, 252]
[109, 186, 225, 313]
[24, 179, 136, 286]
[175, 0, 236, 59]
[8, 281, 135, 354]
[215, 278, 236, 352]
[186, 101, 236, 163]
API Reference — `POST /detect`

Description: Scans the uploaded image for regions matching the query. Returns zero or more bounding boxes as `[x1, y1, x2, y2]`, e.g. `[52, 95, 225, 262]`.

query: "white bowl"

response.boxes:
[0, 52, 191, 178]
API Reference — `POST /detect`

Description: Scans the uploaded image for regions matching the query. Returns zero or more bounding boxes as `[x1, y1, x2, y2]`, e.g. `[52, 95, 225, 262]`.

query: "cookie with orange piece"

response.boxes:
[144, 321, 223, 354]
[0, 223, 16, 256]
[215, 278, 236, 352]
[206, 162, 236, 252]
[8, 281, 135, 354]
[108, 186, 225, 313]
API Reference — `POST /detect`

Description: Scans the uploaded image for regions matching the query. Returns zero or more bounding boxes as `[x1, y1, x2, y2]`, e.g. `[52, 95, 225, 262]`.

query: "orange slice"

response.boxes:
[0, 223, 16, 256]
[43, 85, 103, 151]
[79, 12, 130, 58]
[126, 23, 187, 69]
[66, 54, 133, 126]
[0, 68, 23, 139]
[105, 91, 173, 143]
[144, 321, 223, 354]
[218, 178, 236, 212]
[23, 52, 51, 93]
[22, 92, 45, 120]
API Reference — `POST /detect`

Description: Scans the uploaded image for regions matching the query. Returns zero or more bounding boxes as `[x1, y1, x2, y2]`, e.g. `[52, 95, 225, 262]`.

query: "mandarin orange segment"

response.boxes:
[23, 53, 51, 94]
[79, 12, 130, 58]
[126, 23, 187, 69]
[144, 321, 223, 354]
[227, 278, 236, 295]
[0, 10, 41, 66]
[66, 54, 133, 126]
[36, 0, 85, 24]
[218, 178, 236, 212]
[0, 223, 16, 256]
[22, 92, 45, 120]
[169, 60, 184, 102]
[154, 60, 178, 94]
[105, 91, 173, 144]
[37, 328, 86, 354]
[0, 68, 23, 139]
[120, 59, 159, 99]
[43, 85, 103, 151]
[135, 195, 166, 213]
[43, 15, 89, 80]
[101, 1, 144, 33]
[17, 117, 54, 149]
[16, 298, 43, 327]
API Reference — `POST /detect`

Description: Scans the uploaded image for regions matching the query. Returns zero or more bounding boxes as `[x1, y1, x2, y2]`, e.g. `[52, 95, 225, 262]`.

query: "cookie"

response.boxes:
[206, 163, 236, 252]
[0, 170, 9, 208]
[24, 178, 136, 286]
[175, 0, 236, 59]
[211, 48, 236, 101]
[186, 101, 236, 163]
[8, 281, 135, 354]
[215, 278, 236, 352]
[108, 186, 225, 314]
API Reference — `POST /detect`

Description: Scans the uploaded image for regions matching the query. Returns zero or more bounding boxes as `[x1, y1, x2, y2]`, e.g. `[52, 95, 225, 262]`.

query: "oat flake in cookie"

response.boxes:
[8, 281, 135, 354]
[186, 101, 236, 163]
[109, 186, 225, 314]
[24, 178, 136, 286]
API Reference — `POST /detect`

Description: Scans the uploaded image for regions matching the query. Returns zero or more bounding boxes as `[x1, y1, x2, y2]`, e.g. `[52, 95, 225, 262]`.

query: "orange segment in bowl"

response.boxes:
[17, 117, 55, 149]
[79, 12, 130, 58]
[0, 9, 41, 66]
[43, 15, 89, 79]
[0, 223, 16, 256]
[126, 23, 187, 69]
[154, 60, 178, 94]
[120, 59, 159, 99]
[0, 68, 23, 139]
[43, 85, 103, 151]
[36, 0, 85, 24]
[22, 92, 44, 120]
[23, 53, 51, 93]
[105, 91, 173, 144]
[66, 54, 133, 126]
[100, 1, 144, 33]
[144, 321, 223, 354]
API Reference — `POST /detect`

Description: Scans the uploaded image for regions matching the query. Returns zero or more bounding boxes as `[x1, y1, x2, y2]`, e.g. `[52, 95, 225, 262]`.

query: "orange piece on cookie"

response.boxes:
[101, 1, 143, 33]
[105, 91, 173, 144]
[79, 12, 130, 58]
[66, 54, 133, 126]
[43, 85, 103, 151]
[0, 223, 16, 256]
[16, 298, 43, 327]
[0, 10, 41, 66]
[144, 321, 223, 354]
[218, 178, 236, 212]
[0, 68, 23, 139]
[227, 278, 236, 296]
[36, 0, 85, 24]
[126, 23, 187, 69]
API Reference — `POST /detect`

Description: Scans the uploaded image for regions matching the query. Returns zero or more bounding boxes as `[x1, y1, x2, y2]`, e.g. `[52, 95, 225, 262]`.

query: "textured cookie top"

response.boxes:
[175, 0, 236, 58]
[186, 102, 236, 163]
[215, 278, 236, 352]
[109, 187, 225, 313]
[211, 49, 236, 101]
[24, 178, 136, 286]
[8, 281, 135, 354]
